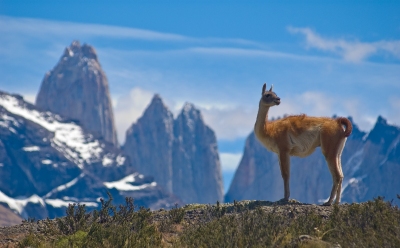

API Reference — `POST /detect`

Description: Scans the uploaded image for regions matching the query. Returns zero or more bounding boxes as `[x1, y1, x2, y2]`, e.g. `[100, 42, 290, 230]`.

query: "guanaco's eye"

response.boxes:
[265, 94, 271, 98]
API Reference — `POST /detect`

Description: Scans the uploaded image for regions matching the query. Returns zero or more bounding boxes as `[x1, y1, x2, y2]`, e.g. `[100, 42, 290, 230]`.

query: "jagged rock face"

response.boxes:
[225, 116, 400, 204]
[173, 103, 224, 204]
[124, 96, 223, 204]
[0, 91, 179, 220]
[344, 117, 400, 202]
[123, 95, 174, 193]
[36, 41, 118, 147]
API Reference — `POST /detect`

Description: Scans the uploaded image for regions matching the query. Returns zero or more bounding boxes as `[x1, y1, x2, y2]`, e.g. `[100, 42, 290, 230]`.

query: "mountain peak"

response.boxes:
[62, 40, 98, 61]
[376, 115, 388, 126]
[366, 115, 400, 151]
[142, 94, 172, 119]
[36, 41, 118, 146]
[182, 102, 196, 112]
[149, 94, 164, 106]
[180, 102, 202, 119]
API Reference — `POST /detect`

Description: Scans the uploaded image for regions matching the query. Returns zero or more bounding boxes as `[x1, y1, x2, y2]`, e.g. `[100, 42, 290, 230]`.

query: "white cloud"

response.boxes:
[0, 15, 189, 42]
[0, 15, 270, 50]
[200, 105, 257, 140]
[114, 87, 154, 144]
[288, 26, 400, 62]
[220, 152, 242, 172]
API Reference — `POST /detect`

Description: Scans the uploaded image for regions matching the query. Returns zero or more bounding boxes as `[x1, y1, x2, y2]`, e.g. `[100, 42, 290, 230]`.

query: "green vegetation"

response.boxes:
[18, 194, 400, 247]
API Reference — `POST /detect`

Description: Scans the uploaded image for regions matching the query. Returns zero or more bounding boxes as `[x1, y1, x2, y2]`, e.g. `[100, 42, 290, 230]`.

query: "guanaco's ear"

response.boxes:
[262, 83, 266, 95]
[269, 84, 273, 92]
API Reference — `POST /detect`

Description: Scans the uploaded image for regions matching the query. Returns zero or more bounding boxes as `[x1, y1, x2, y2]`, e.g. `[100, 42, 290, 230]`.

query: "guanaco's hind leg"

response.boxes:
[322, 136, 345, 206]
[323, 156, 343, 206]
[334, 139, 346, 204]
[278, 152, 291, 201]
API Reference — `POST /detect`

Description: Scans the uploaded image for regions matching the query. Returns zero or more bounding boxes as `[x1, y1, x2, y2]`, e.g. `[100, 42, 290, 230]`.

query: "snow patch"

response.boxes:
[102, 155, 114, 167]
[0, 191, 45, 214]
[0, 113, 19, 127]
[116, 155, 126, 166]
[42, 159, 52, 165]
[104, 173, 157, 191]
[44, 173, 85, 198]
[45, 199, 98, 208]
[341, 175, 367, 194]
[23, 146, 40, 152]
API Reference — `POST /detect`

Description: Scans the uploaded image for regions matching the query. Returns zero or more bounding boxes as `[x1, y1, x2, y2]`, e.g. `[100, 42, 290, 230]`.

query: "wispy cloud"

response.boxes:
[0, 15, 269, 49]
[220, 152, 243, 172]
[0, 15, 189, 42]
[288, 26, 400, 62]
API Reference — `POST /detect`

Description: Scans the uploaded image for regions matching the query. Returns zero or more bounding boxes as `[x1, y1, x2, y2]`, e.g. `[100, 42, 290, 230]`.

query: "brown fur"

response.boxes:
[254, 83, 352, 205]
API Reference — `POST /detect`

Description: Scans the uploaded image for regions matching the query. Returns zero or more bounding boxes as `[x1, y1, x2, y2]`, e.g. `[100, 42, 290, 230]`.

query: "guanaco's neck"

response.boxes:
[254, 101, 270, 138]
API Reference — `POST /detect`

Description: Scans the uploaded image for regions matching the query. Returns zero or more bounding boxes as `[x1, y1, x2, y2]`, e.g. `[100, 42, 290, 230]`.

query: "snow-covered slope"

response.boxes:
[0, 93, 105, 169]
[0, 91, 180, 220]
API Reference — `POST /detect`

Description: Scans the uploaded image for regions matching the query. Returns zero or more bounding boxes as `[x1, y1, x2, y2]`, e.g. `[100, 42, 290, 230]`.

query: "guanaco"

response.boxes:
[254, 83, 352, 205]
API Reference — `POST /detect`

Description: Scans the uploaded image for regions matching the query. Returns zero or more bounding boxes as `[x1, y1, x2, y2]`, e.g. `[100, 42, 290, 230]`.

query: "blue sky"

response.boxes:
[1, 0, 400, 192]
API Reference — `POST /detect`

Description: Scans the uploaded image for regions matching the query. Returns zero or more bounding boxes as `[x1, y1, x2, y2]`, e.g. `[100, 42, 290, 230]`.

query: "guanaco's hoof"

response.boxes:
[322, 202, 332, 206]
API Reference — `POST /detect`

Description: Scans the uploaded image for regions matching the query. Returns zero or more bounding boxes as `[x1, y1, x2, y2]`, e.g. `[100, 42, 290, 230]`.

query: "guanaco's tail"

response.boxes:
[336, 117, 353, 137]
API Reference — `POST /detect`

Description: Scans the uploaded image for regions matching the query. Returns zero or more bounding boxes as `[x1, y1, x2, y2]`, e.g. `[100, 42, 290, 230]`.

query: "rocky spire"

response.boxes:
[173, 103, 224, 204]
[123, 97, 224, 204]
[35, 41, 118, 146]
[123, 95, 175, 193]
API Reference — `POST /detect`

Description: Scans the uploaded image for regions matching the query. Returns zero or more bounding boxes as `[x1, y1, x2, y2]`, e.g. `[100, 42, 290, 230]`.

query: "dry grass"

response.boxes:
[17, 194, 400, 248]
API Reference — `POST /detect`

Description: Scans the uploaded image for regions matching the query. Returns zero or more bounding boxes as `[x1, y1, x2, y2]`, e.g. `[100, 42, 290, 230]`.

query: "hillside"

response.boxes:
[1, 196, 399, 247]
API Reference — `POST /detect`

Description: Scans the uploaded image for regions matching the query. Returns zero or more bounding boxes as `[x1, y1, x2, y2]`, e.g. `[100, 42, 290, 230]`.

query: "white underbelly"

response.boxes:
[288, 131, 320, 157]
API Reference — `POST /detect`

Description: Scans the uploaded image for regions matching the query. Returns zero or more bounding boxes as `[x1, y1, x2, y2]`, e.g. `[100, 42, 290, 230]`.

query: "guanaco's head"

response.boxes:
[260, 83, 281, 107]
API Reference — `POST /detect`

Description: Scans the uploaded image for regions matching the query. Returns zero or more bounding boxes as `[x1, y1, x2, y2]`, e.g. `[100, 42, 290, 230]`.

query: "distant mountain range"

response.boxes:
[0, 41, 222, 224]
[225, 116, 400, 204]
[0, 41, 398, 225]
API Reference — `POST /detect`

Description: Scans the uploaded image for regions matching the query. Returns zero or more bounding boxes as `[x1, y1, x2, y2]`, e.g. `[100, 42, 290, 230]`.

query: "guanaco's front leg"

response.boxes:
[278, 152, 291, 201]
